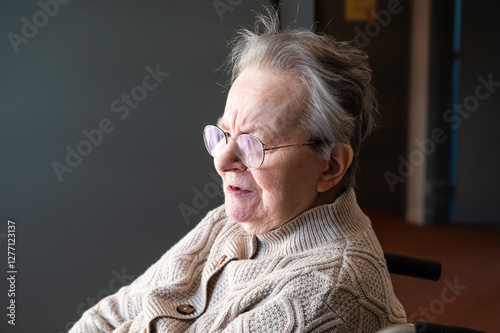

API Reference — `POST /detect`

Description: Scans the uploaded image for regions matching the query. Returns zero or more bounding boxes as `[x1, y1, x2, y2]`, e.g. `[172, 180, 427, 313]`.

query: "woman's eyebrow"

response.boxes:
[215, 118, 279, 143]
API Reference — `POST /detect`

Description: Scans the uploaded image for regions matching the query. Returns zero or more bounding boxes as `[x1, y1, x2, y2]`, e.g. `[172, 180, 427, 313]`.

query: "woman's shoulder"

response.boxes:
[279, 234, 386, 284]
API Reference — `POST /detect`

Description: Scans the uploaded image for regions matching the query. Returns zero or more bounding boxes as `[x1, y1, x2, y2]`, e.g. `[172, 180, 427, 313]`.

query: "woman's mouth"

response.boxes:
[227, 185, 252, 195]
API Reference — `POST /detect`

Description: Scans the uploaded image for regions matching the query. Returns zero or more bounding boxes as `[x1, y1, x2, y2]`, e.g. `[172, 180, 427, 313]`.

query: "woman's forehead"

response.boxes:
[219, 68, 304, 138]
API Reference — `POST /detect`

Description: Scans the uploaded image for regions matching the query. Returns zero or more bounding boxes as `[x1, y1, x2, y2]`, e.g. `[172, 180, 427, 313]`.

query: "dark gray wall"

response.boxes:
[455, 0, 500, 223]
[0, 1, 269, 332]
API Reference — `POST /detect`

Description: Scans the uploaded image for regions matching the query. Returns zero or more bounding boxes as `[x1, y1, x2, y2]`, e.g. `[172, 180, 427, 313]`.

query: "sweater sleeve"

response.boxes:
[68, 205, 227, 333]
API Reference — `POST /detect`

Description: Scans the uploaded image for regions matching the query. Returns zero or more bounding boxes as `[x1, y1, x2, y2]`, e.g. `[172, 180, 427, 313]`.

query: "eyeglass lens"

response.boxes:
[203, 126, 264, 168]
[204, 126, 226, 157]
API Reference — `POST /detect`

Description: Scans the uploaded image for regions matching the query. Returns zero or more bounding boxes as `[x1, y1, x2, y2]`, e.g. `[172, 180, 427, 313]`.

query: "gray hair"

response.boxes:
[226, 9, 378, 189]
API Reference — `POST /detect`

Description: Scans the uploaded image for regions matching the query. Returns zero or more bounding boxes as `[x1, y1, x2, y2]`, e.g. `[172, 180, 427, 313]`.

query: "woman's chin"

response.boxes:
[225, 201, 258, 223]
[226, 207, 250, 223]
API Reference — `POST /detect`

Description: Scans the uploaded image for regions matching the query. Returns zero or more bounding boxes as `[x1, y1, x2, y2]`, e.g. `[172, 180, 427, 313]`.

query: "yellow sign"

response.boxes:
[345, 0, 377, 22]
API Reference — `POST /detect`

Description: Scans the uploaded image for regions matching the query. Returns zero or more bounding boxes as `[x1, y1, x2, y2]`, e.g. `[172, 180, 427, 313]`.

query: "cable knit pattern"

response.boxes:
[70, 189, 406, 332]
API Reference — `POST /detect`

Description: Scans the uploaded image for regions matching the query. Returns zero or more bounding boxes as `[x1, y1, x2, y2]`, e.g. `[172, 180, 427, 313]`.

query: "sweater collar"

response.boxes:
[252, 188, 370, 257]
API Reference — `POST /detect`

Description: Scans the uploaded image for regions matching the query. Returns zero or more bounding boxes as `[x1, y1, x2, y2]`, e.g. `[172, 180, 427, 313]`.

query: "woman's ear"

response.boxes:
[317, 144, 353, 193]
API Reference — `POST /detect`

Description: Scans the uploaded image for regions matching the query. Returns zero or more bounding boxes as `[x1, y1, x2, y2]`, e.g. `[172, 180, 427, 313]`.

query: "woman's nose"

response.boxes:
[214, 139, 246, 172]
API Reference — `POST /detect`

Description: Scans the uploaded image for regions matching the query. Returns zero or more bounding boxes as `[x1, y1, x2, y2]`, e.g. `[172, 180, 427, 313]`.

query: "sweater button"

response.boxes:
[216, 255, 227, 268]
[176, 304, 195, 315]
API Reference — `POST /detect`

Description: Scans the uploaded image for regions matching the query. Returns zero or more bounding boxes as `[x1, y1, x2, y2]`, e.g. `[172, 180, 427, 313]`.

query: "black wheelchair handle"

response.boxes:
[413, 321, 486, 332]
[384, 252, 442, 281]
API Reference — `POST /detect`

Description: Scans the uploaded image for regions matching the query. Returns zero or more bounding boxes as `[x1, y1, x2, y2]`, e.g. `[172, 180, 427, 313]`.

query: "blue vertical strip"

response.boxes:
[453, 0, 462, 52]
[449, 0, 462, 222]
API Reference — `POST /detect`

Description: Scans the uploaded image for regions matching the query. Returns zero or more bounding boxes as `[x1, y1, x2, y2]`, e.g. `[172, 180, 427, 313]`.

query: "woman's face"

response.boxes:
[215, 67, 329, 234]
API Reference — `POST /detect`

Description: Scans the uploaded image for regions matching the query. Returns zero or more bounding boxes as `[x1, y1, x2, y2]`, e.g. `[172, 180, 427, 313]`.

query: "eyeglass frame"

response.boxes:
[203, 125, 321, 169]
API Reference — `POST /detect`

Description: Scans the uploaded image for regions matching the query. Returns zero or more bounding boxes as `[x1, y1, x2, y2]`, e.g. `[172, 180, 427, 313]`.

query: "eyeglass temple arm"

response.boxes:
[263, 141, 321, 152]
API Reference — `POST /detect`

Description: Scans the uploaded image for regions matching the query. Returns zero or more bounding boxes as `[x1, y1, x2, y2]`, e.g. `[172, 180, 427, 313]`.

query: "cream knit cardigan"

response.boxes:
[70, 189, 406, 332]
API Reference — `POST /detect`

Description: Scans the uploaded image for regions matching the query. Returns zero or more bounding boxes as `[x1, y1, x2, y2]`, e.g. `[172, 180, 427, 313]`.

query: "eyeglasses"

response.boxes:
[203, 125, 319, 169]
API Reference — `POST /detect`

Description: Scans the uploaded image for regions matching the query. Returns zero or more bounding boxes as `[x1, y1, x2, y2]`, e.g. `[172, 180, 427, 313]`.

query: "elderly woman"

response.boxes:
[70, 12, 406, 333]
